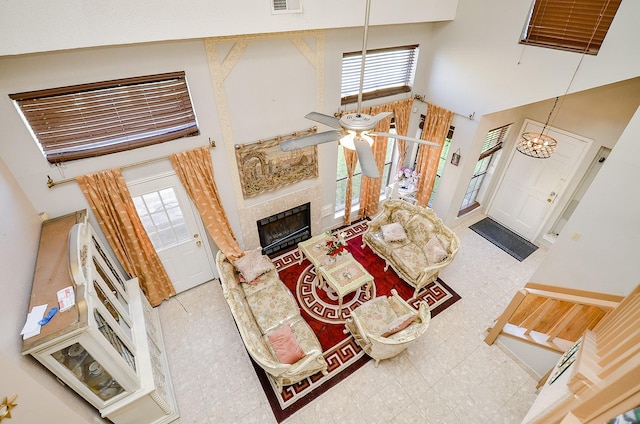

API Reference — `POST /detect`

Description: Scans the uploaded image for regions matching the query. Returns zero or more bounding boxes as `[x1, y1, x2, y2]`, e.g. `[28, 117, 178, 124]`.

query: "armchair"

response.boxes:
[344, 289, 430, 367]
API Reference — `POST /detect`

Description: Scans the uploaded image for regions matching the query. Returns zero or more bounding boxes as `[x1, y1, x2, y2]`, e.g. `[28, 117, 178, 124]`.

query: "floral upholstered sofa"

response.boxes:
[362, 199, 460, 297]
[215, 249, 328, 391]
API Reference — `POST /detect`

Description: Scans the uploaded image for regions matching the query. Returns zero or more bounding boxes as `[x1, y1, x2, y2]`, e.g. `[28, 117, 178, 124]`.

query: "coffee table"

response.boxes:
[317, 259, 373, 313]
[298, 233, 373, 313]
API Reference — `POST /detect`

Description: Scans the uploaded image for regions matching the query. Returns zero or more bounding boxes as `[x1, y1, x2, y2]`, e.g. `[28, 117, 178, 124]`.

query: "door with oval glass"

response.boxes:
[129, 173, 217, 294]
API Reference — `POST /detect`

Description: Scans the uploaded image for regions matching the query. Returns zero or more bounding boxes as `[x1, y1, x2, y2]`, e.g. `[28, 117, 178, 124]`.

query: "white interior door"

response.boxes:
[488, 120, 591, 240]
[129, 173, 217, 294]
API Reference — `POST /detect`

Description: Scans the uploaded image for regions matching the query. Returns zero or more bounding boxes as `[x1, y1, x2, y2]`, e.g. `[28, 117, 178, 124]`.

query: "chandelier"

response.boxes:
[516, 97, 559, 159]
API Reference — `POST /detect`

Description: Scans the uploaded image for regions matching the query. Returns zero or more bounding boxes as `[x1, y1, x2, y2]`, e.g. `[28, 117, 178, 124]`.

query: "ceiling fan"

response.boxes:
[279, 0, 439, 178]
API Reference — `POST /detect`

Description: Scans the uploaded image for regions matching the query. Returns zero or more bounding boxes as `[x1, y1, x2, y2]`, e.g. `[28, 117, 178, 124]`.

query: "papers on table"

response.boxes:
[20, 304, 48, 340]
[57, 286, 75, 312]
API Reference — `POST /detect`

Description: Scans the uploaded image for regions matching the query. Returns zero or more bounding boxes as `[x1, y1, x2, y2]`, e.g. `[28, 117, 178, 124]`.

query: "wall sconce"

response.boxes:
[451, 149, 461, 166]
[0, 395, 18, 422]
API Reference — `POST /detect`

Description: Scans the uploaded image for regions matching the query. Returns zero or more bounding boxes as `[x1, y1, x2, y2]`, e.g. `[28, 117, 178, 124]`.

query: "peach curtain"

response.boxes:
[415, 103, 454, 207]
[76, 169, 175, 307]
[170, 146, 243, 261]
[358, 104, 393, 219]
[391, 98, 414, 170]
[342, 148, 359, 226]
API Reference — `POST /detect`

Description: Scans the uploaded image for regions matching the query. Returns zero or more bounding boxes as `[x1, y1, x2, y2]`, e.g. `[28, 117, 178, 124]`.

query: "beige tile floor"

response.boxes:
[158, 216, 547, 423]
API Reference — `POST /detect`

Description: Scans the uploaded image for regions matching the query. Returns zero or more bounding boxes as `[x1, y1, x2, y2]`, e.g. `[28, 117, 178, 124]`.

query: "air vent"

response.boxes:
[272, 0, 302, 14]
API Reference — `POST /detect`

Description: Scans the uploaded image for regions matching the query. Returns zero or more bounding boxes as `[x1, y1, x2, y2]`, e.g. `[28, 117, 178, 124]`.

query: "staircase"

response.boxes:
[485, 282, 623, 354]
[488, 282, 640, 423]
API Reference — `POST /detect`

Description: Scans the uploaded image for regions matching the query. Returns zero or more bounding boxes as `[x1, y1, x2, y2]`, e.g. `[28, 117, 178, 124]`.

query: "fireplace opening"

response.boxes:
[257, 203, 311, 256]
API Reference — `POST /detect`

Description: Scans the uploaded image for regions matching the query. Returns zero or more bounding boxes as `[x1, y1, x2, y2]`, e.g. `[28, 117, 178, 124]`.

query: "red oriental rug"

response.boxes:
[252, 220, 461, 422]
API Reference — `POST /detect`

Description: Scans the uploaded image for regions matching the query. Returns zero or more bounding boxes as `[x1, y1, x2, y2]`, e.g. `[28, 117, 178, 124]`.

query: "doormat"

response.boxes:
[256, 220, 461, 422]
[469, 217, 538, 261]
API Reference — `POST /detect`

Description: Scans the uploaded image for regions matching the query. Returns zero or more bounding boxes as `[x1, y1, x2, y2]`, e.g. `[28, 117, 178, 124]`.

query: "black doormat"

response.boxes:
[469, 217, 538, 261]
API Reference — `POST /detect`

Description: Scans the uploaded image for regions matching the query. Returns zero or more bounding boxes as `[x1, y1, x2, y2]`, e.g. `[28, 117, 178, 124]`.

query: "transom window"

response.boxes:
[341, 45, 419, 105]
[520, 0, 622, 55]
[9, 71, 199, 163]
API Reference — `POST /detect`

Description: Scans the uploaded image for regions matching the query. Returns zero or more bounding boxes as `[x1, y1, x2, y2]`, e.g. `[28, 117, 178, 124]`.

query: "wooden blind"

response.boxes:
[520, 0, 622, 55]
[341, 45, 418, 105]
[10, 71, 199, 163]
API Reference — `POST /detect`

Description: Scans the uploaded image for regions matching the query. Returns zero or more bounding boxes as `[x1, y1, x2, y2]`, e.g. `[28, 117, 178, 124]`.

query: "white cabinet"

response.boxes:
[22, 211, 179, 423]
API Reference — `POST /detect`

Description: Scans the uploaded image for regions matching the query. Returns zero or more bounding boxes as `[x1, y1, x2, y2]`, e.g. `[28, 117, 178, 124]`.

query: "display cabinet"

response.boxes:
[22, 211, 179, 423]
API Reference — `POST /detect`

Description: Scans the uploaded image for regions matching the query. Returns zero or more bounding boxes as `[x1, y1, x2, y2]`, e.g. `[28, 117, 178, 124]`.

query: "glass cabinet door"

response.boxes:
[52, 343, 125, 401]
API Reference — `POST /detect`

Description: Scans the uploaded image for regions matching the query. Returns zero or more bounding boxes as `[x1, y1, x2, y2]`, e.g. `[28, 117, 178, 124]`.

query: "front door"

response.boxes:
[128, 173, 217, 293]
[488, 119, 591, 240]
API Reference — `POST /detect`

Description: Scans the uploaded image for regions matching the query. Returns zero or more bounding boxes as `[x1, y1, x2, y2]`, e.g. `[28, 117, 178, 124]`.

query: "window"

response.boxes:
[10, 71, 199, 163]
[341, 45, 418, 105]
[459, 124, 511, 215]
[335, 124, 397, 212]
[132, 187, 191, 251]
[520, 0, 622, 55]
[428, 126, 455, 207]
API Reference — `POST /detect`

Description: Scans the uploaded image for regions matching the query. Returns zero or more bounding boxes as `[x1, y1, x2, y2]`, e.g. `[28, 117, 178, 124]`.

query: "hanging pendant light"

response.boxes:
[516, 96, 559, 159]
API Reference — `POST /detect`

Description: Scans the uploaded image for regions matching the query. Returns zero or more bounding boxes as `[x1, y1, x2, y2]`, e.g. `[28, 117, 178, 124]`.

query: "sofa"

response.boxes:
[362, 199, 460, 297]
[215, 249, 328, 391]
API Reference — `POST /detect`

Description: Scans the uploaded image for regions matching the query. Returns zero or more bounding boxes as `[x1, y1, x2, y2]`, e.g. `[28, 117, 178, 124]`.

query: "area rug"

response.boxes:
[254, 220, 461, 422]
[469, 217, 538, 261]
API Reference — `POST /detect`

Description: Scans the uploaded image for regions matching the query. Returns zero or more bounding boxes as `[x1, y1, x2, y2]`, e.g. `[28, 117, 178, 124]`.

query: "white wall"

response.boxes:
[421, 0, 640, 225]
[0, 156, 100, 423]
[0, 0, 458, 56]
[531, 106, 640, 296]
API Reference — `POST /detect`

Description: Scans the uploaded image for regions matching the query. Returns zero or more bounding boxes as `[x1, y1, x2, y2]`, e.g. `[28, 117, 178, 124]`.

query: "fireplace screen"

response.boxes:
[257, 203, 311, 256]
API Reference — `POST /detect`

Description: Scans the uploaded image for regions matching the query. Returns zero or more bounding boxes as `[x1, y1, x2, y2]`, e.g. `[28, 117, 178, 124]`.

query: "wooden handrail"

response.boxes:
[485, 282, 624, 354]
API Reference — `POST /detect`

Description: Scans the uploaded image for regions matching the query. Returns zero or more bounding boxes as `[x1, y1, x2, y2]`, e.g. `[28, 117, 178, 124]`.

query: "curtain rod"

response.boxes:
[46, 138, 217, 188]
[413, 95, 475, 121]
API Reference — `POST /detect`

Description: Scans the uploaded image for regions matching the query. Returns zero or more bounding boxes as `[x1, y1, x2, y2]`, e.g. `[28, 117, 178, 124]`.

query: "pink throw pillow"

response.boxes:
[233, 248, 273, 282]
[381, 313, 416, 337]
[268, 325, 305, 364]
[424, 235, 448, 264]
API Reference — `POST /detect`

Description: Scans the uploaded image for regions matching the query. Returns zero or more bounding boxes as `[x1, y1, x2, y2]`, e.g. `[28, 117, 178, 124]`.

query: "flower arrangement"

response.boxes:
[325, 232, 347, 256]
[395, 167, 419, 188]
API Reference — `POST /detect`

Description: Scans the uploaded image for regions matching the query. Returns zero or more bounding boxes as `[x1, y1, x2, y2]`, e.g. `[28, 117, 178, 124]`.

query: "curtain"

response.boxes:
[342, 148, 359, 226]
[358, 104, 393, 219]
[392, 98, 414, 170]
[170, 146, 243, 261]
[76, 169, 175, 307]
[415, 103, 454, 207]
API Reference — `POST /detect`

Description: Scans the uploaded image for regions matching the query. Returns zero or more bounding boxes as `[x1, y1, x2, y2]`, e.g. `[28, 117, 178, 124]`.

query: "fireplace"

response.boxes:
[257, 203, 311, 256]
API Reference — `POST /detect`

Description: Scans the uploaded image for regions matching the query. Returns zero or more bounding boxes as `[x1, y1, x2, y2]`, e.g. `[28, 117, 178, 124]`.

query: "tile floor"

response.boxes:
[158, 215, 548, 423]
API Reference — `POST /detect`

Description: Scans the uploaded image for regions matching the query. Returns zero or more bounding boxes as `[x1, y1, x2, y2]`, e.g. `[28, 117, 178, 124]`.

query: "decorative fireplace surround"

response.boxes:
[237, 185, 323, 252]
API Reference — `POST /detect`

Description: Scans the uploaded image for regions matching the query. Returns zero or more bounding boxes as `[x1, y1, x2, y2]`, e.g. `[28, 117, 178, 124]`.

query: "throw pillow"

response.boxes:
[267, 324, 305, 364]
[391, 209, 411, 226]
[424, 235, 448, 264]
[381, 313, 416, 337]
[381, 222, 408, 242]
[233, 248, 273, 282]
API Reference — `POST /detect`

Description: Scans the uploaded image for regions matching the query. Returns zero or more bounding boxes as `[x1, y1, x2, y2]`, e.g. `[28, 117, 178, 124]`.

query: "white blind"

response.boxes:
[341, 45, 418, 104]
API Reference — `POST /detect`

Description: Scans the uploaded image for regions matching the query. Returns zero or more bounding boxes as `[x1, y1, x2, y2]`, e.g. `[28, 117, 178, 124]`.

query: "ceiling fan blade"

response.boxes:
[305, 112, 342, 129]
[353, 137, 380, 178]
[369, 132, 440, 147]
[370, 111, 393, 124]
[279, 130, 342, 151]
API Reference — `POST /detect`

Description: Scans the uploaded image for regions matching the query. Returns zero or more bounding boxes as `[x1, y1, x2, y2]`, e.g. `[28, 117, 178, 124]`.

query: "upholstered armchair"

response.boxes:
[344, 289, 430, 367]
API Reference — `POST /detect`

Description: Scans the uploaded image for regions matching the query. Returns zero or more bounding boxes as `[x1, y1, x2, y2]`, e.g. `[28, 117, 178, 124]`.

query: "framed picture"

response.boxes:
[235, 128, 319, 198]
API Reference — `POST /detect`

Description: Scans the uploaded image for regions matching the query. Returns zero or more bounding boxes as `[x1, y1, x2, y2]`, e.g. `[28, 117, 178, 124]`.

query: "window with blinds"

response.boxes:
[341, 45, 418, 105]
[520, 0, 622, 55]
[459, 124, 511, 215]
[10, 71, 199, 163]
